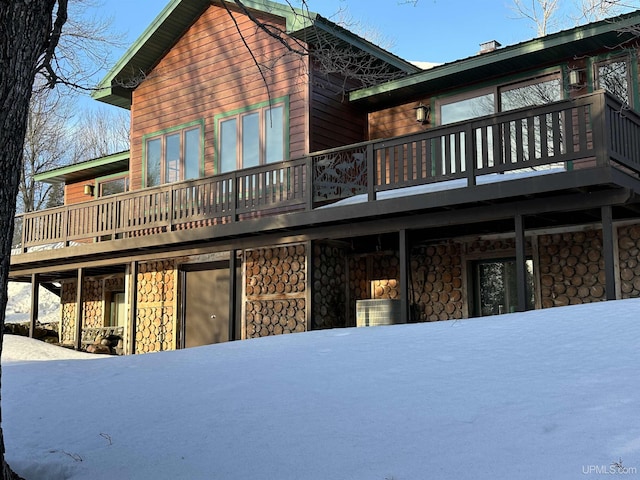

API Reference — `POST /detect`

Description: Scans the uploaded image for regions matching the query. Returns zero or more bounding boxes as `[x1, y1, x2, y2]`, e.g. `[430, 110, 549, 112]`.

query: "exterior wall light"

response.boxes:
[84, 184, 95, 196]
[414, 103, 430, 124]
[568, 69, 585, 88]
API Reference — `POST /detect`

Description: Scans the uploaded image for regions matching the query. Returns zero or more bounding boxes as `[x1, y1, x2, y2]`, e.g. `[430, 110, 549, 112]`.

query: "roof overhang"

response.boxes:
[92, 0, 419, 109]
[34, 151, 130, 185]
[350, 11, 640, 109]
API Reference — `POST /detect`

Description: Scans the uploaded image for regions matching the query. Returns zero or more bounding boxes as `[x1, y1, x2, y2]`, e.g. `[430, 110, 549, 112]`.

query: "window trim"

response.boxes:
[214, 96, 290, 174]
[95, 171, 130, 198]
[142, 119, 205, 188]
[591, 53, 636, 108]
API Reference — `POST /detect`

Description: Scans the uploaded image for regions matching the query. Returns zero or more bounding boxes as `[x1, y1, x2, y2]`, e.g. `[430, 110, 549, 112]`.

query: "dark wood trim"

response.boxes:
[601, 205, 618, 301]
[399, 229, 409, 324]
[515, 214, 527, 312]
[74, 268, 84, 351]
[29, 274, 39, 338]
[129, 261, 138, 354]
[229, 251, 238, 341]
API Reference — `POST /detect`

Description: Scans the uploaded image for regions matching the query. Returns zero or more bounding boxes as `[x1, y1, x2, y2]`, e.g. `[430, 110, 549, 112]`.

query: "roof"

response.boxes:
[34, 151, 130, 184]
[350, 10, 640, 108]
[92, 0, 420, 109]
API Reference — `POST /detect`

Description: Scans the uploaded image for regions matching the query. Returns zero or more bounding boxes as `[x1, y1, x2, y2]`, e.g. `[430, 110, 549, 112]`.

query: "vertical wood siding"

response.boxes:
[130, 5, 310, 190]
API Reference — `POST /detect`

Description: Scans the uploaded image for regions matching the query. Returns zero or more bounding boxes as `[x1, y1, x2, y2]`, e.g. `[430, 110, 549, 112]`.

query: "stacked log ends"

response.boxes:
[312, 243, 347, 330]
[60, 281, 77, 345]
[82, 279, 103, 329]
[538, 230, 606, 308]
[412, 244, 463, 322]
[245, 244, 307, 339]
[618, 224, 640, 298]
[135, 260, 177, 353]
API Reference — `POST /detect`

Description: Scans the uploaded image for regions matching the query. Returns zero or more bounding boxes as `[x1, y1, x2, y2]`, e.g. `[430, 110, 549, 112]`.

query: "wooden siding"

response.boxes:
[368, 100, 426, 140]
[309, 66, 368, 152]
[130, 4, 309, 190]
[65, 180, 96, 206]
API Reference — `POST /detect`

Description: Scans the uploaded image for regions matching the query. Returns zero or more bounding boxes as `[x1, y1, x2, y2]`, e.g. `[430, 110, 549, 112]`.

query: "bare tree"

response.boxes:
[1, 1, 69, 477]
[19, 86, 73, 214]
[72, 106, 130, 161]
[511, 0, 561, 36]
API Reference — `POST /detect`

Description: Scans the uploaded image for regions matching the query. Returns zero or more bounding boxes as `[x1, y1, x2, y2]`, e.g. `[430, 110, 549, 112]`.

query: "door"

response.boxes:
[474, 258, 535, 316]
[182, 262, 230, 348]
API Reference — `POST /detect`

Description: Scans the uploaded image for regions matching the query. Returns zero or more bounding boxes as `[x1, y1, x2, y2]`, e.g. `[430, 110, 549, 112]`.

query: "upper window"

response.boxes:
[98, 174, 130, 197]
[144, 121, 203, 187]
[438, 73, 562, 125]
[595, 57, 630, 104]
[218, 100, 287, 174]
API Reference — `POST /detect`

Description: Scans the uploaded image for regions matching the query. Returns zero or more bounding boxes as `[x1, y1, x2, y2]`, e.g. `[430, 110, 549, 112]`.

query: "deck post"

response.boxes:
[367, 143, 376, 202]
[399, 229, 410, 324]
[74, 268, 85, 350]
[515, 214, 527, 312]
[129, 261, 139, 354]
[29, 274, 40, 338]
[229, 250, 238, 341]
[601, 205, 618, 301]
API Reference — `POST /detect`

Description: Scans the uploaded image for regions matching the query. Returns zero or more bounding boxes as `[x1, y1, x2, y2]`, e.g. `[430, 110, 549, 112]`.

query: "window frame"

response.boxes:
[95, 172, 130, 198]
[214, 96, 289, 174]
[593, 54, 634, 106]
[142, 119, 205, 188]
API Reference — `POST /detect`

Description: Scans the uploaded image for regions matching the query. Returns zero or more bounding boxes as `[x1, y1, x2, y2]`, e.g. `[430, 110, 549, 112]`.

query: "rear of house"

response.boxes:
[10, 1, 640, 354]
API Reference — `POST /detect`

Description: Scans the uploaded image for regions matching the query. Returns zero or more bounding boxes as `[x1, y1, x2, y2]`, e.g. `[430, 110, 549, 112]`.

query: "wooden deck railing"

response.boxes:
[13, 91, 640, 253]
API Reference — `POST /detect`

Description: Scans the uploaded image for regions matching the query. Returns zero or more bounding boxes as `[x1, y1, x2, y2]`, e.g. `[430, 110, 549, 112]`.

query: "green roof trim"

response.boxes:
[350, 10, 640, 106]
[92, 0, 418, 109]
[34, 151, 130, 184]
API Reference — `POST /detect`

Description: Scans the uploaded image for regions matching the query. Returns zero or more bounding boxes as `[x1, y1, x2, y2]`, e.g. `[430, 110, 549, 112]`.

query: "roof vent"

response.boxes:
[479, 40, 502, 54]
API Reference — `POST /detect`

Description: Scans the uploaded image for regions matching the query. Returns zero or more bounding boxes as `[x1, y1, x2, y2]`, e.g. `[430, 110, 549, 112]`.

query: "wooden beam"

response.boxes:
[74, 268, 84, 351]
[229, 250, 238, 341]
[29, 274, 39, 338]
[601, 205, 618, 301]
[129, 261, 138, 354]
[515, 214, 527, 312]
[399, 229, 409, 324]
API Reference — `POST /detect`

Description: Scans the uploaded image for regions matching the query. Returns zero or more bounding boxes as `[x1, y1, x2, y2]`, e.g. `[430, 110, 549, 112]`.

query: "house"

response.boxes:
[9, 0, 640, 354]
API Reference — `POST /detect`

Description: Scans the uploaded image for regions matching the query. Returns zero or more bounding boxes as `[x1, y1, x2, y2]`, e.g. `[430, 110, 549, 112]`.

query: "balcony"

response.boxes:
[11, 91, 640, 266]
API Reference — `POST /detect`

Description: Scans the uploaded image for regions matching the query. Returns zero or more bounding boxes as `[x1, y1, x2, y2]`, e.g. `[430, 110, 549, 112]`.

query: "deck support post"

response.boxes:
[399, 229, 410, 324]
[29, 274, 40, 338]
[515, 214, 527, 313]
[229, 250, 238, 341]
[129, 261, 138, 354]
[601, 205, 617, 301]
[74, 268, 85, 350]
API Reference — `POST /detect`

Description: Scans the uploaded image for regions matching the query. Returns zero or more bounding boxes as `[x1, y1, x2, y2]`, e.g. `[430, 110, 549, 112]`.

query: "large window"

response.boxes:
[595, 56, 630, 104]
[474, 258, 535, 316]
[218, 100, 287, 173]
[144, 121, 203, 187]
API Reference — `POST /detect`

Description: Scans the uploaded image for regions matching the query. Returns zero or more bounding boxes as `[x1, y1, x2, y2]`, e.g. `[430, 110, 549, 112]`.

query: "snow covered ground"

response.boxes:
[2, 299, 640, 479]
[6, 281, 60, 325]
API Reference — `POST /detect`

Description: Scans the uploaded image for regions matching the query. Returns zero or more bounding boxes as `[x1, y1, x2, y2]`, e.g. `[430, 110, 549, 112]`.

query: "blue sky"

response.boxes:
[101, 0, 546, 66]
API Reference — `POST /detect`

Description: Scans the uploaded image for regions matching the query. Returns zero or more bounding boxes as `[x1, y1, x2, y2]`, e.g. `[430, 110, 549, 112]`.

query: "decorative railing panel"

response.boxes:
[14, 92, 640, 254]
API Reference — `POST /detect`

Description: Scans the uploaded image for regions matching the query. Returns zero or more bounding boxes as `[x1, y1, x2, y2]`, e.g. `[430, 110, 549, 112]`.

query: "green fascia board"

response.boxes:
[350, 9, 640, 103]
[92, 0, 416, 108]
[34, 151, 130, 184]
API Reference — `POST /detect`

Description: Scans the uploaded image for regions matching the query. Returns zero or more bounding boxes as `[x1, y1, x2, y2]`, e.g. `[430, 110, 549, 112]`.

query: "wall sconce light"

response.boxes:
[568, 69, 585, 88]
[414, 103, 430, 124]
[83, 184, 95, 196]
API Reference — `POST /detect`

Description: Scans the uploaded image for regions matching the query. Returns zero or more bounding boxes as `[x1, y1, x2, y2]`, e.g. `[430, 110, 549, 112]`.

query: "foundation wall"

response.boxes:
[312, 242, 348, 330]
[244, 244, 308, 339]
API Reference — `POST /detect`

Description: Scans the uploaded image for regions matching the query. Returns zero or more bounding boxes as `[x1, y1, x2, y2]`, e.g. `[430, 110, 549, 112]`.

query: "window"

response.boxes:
[595, 57, 630, 103]
[218, 100, 286, 173]
[98, 174, 130, 197]
[144, 121, 203, 187]
[473, 258, 535, 316]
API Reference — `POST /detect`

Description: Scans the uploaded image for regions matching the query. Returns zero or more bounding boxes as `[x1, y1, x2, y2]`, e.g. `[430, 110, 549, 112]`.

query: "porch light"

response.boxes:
[83, 184, 95, 196]
[568, 69, 584, 88]
[414, 103, 430, 124]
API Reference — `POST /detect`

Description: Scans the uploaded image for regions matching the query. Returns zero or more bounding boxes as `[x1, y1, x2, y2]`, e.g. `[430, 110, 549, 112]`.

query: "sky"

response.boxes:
[3, 297, 640, 479]
[99, 0, 551, 68]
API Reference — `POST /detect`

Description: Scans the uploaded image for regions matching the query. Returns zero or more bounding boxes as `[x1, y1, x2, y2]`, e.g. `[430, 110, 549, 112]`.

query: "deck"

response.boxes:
[10, 91, 640, 273]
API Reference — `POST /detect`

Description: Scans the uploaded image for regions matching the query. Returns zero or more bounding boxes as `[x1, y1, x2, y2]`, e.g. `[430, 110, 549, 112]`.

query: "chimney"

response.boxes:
[479, 40, 501, 54]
